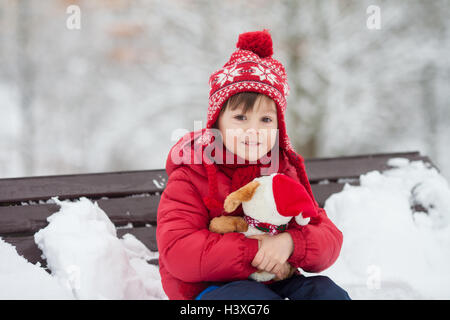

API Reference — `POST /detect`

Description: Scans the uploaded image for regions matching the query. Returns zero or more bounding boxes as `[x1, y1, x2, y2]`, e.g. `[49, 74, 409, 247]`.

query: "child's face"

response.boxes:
[217, 95, 278, 162]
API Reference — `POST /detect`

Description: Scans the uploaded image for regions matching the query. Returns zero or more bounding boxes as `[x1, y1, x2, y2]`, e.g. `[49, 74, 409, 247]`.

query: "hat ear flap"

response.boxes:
[224, 180, 260, 213]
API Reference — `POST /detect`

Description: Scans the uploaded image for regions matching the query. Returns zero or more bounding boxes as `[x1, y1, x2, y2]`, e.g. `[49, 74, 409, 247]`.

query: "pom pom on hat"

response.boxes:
[236, 29, 273, 58]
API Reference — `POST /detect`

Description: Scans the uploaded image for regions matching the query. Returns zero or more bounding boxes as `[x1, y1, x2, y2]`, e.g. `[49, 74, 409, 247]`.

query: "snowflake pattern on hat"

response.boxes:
[250, 65, 279, 85]
[215, 64, 243, 87]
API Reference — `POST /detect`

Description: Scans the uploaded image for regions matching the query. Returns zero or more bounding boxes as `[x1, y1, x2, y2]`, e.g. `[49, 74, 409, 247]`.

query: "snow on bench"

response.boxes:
[0, 151, 434, 271]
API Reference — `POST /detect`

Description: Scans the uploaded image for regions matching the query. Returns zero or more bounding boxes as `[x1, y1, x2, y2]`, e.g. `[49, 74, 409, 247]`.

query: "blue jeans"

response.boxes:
[196, 274, 351, 300]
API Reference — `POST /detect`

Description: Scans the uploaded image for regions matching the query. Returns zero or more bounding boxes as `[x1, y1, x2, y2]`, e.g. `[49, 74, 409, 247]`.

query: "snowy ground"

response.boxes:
[318, 158, 450, 299]
[1, 158, 449, 300]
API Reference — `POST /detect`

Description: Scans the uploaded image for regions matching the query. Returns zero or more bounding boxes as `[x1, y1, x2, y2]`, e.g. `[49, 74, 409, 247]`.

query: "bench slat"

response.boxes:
[304, 151, 431, 182]
[311, 181, 359, 207]
[1, 226, 158, 268]
[0, 170, 167, 205]
[0, 196, 160, 235]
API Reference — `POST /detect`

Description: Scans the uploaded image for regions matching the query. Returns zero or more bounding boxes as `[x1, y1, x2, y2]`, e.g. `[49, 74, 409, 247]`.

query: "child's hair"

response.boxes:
[212, 92, 269, 129]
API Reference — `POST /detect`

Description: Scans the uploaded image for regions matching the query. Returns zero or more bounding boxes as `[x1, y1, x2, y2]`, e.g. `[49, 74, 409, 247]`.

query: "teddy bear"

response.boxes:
[209, 172, 318, 282]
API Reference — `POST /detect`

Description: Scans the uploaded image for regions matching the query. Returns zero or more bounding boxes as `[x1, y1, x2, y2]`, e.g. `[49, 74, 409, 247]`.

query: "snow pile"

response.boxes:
[321, 158, 450, 299]
[33, 197, 167, 300]
[0, 238, 73, 299]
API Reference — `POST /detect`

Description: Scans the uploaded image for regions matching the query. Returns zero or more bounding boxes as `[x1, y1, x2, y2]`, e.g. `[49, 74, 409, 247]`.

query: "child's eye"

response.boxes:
[234, 115, 246, 121]
[262, 117, 272, 123]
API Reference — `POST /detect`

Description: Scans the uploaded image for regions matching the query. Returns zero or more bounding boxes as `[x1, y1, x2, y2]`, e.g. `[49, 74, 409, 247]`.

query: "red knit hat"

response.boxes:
[198, 29, 319, 216]
[207, 29, 290, 130]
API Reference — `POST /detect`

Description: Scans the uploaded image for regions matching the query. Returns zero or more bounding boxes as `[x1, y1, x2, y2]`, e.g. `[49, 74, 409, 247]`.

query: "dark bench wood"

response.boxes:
[0, 151, 435, 270]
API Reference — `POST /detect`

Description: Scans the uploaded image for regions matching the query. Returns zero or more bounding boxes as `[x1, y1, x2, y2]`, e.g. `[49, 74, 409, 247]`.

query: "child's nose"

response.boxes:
[244, 127, 262, 140]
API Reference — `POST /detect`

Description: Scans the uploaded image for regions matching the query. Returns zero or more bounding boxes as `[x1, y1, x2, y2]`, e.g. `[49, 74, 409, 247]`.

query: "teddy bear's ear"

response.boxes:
[224, 180, 260, 213]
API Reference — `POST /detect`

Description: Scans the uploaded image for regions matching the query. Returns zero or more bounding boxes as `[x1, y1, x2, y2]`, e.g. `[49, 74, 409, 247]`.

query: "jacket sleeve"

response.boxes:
[156, 167, 259, 283]
[286, 207, 343, 273]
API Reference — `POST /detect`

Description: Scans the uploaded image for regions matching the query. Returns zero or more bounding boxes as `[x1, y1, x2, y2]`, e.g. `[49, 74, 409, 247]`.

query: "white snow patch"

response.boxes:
[152, 179, 165, 189]
[318, 159, 450, 299]
[0, 238, 73, 299]
[33, 197, 167, 299]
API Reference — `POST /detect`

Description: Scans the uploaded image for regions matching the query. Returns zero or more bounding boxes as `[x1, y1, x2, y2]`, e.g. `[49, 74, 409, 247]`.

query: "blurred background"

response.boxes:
[1, 0, 449, 180]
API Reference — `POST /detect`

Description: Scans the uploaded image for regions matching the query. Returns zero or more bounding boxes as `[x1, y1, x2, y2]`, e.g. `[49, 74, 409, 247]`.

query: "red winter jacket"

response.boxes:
[156, 132, 343, 300]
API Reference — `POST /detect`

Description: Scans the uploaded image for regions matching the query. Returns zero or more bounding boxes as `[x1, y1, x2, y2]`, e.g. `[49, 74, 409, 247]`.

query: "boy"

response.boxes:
[156, 29, 350, 300]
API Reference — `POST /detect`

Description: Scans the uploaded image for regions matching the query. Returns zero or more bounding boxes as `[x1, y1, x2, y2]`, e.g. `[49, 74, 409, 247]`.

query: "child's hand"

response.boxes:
[248, 232, 294, 277]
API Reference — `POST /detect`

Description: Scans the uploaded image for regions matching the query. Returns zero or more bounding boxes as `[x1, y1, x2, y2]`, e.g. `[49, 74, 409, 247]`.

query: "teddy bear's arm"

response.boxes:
[209, 216, 248, 234]
[271, 264, 298, 282]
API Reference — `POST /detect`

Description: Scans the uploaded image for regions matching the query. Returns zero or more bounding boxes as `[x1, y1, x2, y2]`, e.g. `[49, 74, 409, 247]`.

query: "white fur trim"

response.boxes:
[295, 212, 310, 226]
[249, 271, 276, 282]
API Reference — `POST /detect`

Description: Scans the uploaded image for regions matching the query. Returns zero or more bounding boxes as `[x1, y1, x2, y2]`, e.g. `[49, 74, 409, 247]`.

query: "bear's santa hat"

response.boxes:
[272, 174, 318, 226]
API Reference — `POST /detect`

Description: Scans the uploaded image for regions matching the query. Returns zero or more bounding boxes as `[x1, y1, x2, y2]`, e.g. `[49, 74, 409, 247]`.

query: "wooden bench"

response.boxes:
[0, 151, 435, 270]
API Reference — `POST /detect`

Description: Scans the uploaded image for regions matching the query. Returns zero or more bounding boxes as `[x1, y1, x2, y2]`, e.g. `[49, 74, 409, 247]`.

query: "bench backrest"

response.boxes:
[0, 151, 433, 268]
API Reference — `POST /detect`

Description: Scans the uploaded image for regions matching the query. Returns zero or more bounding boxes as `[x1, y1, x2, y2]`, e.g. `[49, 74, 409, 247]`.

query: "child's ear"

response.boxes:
[223, 180, 260, 212]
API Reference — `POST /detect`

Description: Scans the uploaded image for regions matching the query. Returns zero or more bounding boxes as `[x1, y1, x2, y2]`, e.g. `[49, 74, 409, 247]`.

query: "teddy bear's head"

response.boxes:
[223, 173, 317, 227]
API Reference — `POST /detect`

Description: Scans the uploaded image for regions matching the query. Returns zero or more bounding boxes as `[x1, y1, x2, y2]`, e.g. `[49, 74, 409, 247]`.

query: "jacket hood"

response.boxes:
[165, 129, 210, 179]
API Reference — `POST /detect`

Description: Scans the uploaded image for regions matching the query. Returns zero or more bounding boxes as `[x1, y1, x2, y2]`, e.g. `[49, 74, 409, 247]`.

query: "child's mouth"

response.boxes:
[243, 141, 261, 147]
